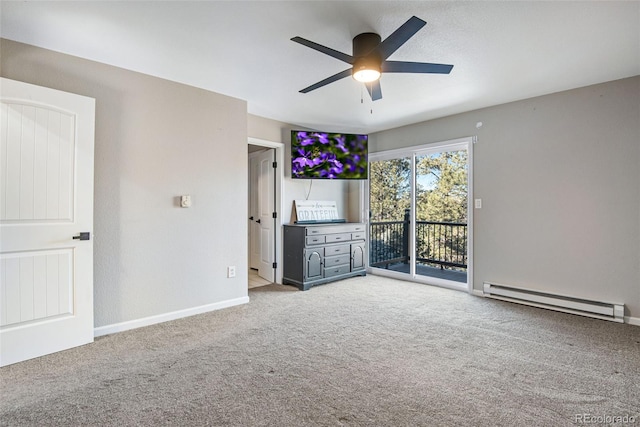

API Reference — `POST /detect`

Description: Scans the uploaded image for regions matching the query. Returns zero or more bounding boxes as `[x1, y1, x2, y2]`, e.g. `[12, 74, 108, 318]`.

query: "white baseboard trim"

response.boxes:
[471, 289, 485, 297]
[94, 296, 250, 338]
[624, 316, 640, 326]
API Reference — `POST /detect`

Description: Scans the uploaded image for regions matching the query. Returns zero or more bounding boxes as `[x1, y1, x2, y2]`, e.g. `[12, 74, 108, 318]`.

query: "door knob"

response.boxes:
[256, 219, 261, 224]
[249, 216, 254, 220]
[73, 232, 91, 241]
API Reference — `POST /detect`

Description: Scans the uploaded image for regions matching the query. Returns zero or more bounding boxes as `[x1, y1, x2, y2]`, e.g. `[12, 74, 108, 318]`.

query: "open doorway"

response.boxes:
[247, 138, 284, 287]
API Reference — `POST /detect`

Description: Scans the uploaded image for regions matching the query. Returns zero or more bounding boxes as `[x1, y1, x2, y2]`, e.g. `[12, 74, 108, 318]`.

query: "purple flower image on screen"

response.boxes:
[291, 131, 368, 179]
[296, 131, 330, 146]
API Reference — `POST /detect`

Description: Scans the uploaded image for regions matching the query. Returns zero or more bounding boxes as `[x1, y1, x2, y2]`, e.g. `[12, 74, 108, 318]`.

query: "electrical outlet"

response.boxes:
[227, 266, 236, 278]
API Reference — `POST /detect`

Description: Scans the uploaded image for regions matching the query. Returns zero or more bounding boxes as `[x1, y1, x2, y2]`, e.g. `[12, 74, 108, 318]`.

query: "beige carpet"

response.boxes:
[1, 275, 639, 426]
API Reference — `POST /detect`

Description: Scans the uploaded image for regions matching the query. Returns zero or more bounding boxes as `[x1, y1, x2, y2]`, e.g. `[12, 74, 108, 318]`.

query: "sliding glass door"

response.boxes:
[414, 149, 468, 283]
[367, 138, 472, 290]
[369, 156, 412, 273]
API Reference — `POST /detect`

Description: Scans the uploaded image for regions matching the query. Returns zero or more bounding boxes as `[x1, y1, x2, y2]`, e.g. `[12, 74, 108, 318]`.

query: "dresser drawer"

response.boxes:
[323, 264, 351, 278]
[351, 232, 365, 240]
[305, 235, 325, 245]
[325, 233, 351, 243]
[306, 224, 365, 235]
[324, 244, 350, 256]
[323, 254, 350, 267]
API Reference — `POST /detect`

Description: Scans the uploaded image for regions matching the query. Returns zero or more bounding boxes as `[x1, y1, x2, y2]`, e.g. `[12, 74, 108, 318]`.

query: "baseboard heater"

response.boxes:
[483, 282, 624, 323]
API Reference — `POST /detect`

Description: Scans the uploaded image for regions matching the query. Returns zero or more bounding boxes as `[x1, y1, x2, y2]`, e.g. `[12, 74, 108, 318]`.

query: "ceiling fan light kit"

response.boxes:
[291, 16, 453, 101]
[352, 60, 381, 83]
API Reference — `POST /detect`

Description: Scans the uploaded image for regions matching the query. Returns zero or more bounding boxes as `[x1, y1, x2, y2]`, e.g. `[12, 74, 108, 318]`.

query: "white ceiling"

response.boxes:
[1, 1, 638, 134]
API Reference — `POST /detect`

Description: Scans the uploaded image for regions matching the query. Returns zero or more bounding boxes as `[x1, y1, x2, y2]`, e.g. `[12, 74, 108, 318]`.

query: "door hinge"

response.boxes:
[272, 212, 277, 219]
[272, 161, 277, 168]
[272, 262, 278, 269]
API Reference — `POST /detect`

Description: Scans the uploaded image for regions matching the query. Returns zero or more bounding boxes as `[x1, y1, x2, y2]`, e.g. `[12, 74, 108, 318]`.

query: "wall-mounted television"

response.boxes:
[291, 130, 368, 179]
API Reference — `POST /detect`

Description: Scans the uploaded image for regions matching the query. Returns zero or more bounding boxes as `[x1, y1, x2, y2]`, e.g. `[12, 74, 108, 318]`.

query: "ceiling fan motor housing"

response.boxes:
[352, 33, 382, 78]
[353, 33, 382, 65]
[353, 33, 381, 57]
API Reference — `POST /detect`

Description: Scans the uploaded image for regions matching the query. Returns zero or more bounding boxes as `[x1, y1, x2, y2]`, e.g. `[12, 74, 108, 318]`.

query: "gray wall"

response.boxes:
[1, 39, 249, 328]
[3, 38, 637, 325]
[371, 76, 640, 319]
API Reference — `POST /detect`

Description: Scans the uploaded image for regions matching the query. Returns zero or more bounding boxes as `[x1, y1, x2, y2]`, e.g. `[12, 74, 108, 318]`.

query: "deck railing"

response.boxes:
[370, 212, 467, 270]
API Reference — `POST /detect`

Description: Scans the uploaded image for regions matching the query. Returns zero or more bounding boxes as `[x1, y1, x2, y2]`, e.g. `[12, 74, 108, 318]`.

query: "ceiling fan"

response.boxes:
[291, 16, 453, 101]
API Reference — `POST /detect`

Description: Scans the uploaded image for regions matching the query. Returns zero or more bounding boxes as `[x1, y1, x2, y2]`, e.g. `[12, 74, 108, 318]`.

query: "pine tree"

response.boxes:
[369, 158, 411, 221]
[416, 151, 468, 223]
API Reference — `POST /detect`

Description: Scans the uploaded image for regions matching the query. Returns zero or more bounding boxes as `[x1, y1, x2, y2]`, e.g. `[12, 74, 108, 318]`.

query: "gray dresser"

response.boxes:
[283, 223, 366, 291]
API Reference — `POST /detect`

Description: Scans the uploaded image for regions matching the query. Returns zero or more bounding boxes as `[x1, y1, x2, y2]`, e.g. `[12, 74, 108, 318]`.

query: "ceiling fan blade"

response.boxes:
[382, 61, 453, 74]
[291, 36, 354, 64]
[365, 80, 382, 101]
[375, 16, 426, 60]
[299, 69, 353, 93]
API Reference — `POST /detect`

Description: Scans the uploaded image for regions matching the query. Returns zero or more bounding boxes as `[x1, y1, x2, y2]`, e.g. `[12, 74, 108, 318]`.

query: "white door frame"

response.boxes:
[365, 136, 474, 294]
[248, 137, 284, 284]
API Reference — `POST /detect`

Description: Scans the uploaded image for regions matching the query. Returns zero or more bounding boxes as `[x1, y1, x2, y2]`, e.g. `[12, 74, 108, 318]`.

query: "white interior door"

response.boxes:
[257, 149, 274, 282]
[0, 78, 95, 366]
